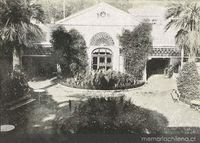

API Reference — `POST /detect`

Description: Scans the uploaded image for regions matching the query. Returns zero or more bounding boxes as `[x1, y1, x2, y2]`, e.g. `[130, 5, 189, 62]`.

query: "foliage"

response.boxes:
[177, 62, 200, 100]
[119, 21, 152, 79]
[0, 0, 45, 70]
[51, 26, 87, 77]
[63, 70, 144, 90]
[0, 70, 30, 103]
[54, 96, 168, 134]
[165, 2, 200, 61]
[165, 65, 174, 78]
[0, 0, 44, 47]
[0, 41, 13, 61]
[164, 63, 180, 78]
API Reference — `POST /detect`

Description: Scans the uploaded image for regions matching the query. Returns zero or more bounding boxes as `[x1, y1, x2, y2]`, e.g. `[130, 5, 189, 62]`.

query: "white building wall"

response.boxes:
[62, 24, 134, 72]
[55, 3, 138, 72]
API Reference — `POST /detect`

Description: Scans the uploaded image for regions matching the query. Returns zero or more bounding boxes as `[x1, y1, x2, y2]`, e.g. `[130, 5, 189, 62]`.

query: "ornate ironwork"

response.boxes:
[90, 32, 115, 46]
[150, 47, 180, 57]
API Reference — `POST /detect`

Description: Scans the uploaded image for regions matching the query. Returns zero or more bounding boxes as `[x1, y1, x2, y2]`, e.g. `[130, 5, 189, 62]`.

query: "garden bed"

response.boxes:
[61, 70, 145, 90]
[53, 96, 168, 134]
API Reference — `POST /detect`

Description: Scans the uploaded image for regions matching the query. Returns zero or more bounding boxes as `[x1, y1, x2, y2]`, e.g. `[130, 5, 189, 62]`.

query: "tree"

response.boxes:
[0, 0, 44, 71]
[51, 26, 87, 77]
[119, 21, 152, 79]
[177, 62, 200, 100]
[165, 2, 200, 62]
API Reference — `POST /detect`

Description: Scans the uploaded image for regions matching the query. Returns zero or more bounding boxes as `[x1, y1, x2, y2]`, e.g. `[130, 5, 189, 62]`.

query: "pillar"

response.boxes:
[143, 62, 147, 82]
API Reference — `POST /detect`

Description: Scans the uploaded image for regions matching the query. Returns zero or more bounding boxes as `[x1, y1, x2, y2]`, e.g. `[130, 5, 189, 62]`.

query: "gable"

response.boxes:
[56, 2, 139, 26]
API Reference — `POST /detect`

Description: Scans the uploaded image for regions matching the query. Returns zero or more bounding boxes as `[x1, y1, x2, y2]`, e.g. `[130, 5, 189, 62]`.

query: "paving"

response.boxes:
[28, 74, 200, 128]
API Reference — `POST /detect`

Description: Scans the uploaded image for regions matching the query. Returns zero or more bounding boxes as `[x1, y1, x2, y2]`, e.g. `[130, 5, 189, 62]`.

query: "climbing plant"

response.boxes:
[119, 21, 152, 79]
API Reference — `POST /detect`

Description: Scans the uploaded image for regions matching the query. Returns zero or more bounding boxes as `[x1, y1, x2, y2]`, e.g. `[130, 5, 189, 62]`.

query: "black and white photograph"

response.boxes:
[0, 0, 200, 142]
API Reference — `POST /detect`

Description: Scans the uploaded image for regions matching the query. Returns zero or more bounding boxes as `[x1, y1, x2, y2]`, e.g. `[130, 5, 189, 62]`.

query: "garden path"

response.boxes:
[28, 75, 200, 128]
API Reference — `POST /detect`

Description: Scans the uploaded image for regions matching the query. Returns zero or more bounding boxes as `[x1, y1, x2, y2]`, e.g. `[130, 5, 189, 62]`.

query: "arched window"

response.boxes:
[92, 48, 112, 70]
[90, 32, 114, 46]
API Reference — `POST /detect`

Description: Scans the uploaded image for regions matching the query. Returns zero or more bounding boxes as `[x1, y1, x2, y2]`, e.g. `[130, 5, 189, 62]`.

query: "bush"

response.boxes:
[63, 70, 144, 90]
[51, 27, 88, 77]
[119, 21, 152, 79]
[1, 70, 30, 103]
[177, 62, 200, 100]
[54, 96, 168, 134]
[164, 65, 174, 78]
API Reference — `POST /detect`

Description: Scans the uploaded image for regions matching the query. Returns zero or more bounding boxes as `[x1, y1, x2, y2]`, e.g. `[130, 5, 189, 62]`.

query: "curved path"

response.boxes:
[28, 75, 200, 128]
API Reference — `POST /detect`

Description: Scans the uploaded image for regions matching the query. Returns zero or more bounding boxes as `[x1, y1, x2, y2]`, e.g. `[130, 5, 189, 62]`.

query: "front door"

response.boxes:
[92, 48, 112, 70]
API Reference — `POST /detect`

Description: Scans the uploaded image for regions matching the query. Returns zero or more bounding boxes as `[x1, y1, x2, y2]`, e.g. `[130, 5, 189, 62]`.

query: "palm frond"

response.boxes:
[29, 3, 44, 23]
[165, 2, 200, 58]
[0, 0, 45, 49]
[165, 3, 184, 19]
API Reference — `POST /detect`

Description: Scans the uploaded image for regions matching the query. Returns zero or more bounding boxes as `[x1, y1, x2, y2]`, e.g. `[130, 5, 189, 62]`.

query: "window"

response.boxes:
[92, 48, 112, 70]
[90, 32, 114, 46]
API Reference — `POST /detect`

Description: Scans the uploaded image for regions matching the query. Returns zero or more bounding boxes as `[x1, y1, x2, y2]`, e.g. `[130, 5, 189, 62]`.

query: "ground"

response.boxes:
[5, 74, 200, 135]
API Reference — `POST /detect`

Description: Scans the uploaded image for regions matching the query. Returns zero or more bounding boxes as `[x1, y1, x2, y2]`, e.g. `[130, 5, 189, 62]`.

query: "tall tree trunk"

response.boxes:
[143, 62, 147, 82]
[13, 47, 22, 72]
[181, 47, 184, 69]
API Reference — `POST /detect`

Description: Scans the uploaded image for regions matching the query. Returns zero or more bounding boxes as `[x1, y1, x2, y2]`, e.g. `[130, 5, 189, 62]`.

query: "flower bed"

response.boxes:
[62, 70, 145, 90]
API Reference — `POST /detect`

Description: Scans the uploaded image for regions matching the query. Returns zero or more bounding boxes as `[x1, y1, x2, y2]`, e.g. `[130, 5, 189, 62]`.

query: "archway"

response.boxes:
[90, 32, 115, 46]
[147, 58, 170, 79]
[90, 32, 115, 70]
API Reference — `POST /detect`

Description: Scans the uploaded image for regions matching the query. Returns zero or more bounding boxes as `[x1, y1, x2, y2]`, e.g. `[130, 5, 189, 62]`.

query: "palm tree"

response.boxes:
[165, 2, 200, 63]
[0, 0, 44, 71]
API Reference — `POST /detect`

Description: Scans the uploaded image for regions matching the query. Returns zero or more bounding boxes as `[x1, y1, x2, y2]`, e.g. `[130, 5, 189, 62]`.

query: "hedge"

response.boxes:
[177, 62, 200, 100]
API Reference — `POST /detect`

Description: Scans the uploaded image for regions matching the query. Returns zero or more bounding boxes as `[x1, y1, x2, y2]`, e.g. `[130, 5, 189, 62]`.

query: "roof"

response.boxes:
[55, 2, 139, 26]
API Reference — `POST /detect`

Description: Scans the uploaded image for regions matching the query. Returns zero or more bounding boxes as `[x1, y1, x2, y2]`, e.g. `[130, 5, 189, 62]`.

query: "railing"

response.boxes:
[23, 45, 200, 59]
[149, 47, 181, 58]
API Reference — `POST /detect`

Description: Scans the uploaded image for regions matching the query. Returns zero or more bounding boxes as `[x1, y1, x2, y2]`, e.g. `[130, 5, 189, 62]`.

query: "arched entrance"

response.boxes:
[90, 32, 115, 70]
[147, 58, 170, 78]
[90, 32, 115, 46]
[91, 48, 112, 70]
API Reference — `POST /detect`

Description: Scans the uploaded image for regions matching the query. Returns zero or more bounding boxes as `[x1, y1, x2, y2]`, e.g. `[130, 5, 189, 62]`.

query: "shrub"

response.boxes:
[1, 70, 30, 103]
[177, 62, 200, 100]
[119, 21, 152, 79]
[164, 65, 174, 78]
[54, 96, 168, 134]
[62, 70, 144, 90]
[51, 27, 88, 77]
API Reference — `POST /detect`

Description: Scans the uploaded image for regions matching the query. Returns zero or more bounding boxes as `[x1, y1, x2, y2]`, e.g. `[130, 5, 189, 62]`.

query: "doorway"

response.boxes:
[147, 58, 170, 79]
[91, 48, 112, 70]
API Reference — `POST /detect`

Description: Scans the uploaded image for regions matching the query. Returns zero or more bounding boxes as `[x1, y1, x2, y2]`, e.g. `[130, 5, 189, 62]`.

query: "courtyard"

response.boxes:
[1, 1, 200, 142]
[8, 74, 197, 135]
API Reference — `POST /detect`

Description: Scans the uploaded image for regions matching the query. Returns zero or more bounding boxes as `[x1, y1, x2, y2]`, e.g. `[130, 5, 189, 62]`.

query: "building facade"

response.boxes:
[22, 2, 182, 78]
